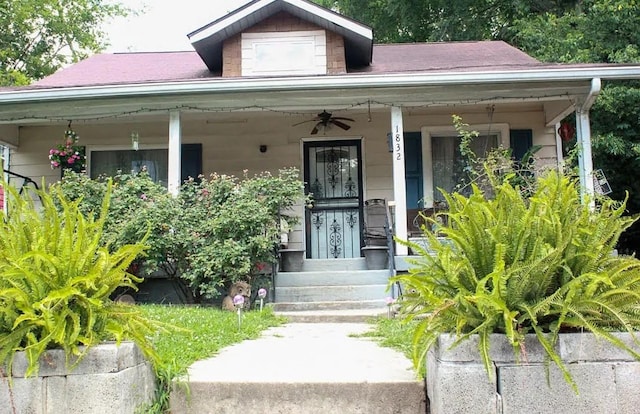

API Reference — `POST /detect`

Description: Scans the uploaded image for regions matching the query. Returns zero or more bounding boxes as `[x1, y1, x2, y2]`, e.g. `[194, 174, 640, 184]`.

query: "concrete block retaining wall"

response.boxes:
[428, 332, 640, 414]
[0, 342, 156, 414]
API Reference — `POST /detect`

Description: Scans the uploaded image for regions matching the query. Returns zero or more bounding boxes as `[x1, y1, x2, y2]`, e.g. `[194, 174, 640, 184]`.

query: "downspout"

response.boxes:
[575, 78, 601, 208]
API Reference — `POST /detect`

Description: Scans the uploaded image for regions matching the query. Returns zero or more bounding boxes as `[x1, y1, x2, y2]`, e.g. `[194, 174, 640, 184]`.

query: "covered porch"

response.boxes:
[0, 70, 609, 261]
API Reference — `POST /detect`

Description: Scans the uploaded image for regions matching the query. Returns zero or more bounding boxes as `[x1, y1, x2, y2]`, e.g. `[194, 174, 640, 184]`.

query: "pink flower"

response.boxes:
[67, 158, 75, 164]
[49, 149, 55, 155]
[60, 151, 66, 157]
[140, 194, 148, 200]
[52, 161, 59, 167]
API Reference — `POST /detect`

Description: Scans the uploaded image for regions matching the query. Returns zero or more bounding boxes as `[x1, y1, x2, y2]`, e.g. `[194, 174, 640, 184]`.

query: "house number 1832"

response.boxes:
[394, 126, 402, 161]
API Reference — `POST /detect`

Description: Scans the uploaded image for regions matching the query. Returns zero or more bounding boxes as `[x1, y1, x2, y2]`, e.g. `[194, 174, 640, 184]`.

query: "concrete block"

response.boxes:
[427, 353, 497, 414]
[46, 363, 155, 414]
[614, 362, 640, 414]
[499, 362, 616, 414]
[0, 375, 44, 414]
[435, 334, 550, 364]
[11, 341, 145, 378]
[2, 342, 155, 414]
[428, 333, 640, 414]
[559, 332, 640, 363]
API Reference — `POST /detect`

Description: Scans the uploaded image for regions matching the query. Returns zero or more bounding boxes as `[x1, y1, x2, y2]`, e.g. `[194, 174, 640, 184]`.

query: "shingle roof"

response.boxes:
[30, 41, 542, 89]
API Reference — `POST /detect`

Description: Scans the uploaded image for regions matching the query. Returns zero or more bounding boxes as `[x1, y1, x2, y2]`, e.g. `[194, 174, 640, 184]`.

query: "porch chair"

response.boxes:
[362, 198, 392, 246]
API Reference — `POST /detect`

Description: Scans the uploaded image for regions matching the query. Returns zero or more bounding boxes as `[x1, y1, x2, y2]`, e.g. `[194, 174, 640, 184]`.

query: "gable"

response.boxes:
[221, 11, 346, 77]
[188, 0, 372, 74]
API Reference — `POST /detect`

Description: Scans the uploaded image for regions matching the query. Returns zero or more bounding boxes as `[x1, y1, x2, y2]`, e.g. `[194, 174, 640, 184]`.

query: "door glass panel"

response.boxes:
[306, 143, 362, 259]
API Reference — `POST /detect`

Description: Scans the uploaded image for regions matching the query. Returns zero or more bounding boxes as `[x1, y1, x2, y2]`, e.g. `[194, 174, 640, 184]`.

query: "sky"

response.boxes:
[104, 0, 252, 52]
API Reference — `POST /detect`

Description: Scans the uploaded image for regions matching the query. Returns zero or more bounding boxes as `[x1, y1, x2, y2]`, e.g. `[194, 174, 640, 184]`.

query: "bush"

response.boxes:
[0, 180, 157, 377]
[394, 170, 640, 391]
[177, 168, 307, 300]
[55, 168, 307, 302]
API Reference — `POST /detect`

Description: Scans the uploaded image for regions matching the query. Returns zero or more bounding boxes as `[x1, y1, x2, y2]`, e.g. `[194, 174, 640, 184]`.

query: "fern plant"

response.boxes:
[394, 170, 640, 391]
[0, 180, 158, 378]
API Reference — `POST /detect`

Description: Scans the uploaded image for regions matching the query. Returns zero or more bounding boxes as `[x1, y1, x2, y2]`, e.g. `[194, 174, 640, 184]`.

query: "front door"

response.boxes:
[304, 140, 363, 259]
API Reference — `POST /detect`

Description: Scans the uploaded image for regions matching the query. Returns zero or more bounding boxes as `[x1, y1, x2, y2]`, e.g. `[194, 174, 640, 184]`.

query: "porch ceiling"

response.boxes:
[0, 79, 590, 126]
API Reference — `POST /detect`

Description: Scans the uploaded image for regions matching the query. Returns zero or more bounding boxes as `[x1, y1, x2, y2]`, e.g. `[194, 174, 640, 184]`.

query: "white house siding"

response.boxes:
[6, 105, 556, 249]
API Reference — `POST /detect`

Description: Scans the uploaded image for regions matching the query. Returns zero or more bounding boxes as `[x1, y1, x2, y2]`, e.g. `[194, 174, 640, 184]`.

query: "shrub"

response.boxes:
[177, 168, 307, 300]
[56, 168, 307, 302]
[394, 170, 640, 391]
[0, 180, 158, 377]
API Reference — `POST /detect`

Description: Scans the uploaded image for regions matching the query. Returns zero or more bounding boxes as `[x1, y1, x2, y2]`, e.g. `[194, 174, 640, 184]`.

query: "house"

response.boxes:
[1, 0, 640, 303]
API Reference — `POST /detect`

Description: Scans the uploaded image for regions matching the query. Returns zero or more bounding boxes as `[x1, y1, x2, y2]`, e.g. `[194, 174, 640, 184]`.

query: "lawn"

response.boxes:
[138, 304, 285, 412]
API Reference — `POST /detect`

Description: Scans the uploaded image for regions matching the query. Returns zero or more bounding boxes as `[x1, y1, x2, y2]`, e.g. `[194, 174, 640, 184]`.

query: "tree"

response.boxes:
[313, 0, 582, 43]
[0, 0, 130, 86]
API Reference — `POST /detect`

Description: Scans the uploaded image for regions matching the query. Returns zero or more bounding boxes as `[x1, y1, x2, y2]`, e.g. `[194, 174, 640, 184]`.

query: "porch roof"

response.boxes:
[0, 42, 639, 127]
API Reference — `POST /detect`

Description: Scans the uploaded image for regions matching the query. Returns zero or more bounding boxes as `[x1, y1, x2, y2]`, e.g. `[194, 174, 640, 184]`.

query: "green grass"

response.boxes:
[361, 316, 425, 378]
[137, 304, 285, 413]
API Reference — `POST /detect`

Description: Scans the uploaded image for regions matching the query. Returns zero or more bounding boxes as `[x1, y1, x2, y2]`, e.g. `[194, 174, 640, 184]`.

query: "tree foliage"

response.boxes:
[0, 0, 129, 86]
[313, 0, 582, 43]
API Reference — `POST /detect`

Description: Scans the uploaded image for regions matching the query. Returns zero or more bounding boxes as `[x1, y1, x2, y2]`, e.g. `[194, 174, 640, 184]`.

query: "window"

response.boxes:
[432, 134, 498, 202]
[89, 149, 168, 186]
[422, 124, 509, 207]
[241, 31, 326, 76]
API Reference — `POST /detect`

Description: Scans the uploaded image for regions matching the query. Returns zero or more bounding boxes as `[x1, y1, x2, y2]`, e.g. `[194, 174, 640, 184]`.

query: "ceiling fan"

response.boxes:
[293, 110, 354, 135]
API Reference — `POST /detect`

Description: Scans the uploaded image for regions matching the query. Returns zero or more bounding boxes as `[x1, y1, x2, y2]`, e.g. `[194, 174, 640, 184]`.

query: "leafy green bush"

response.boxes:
[394, 170, 640, 390]
[56, 168, 307, 302]
[177, 169, 307, 300]
[56, 169, 181, 278]
[0, 181, 158, 377]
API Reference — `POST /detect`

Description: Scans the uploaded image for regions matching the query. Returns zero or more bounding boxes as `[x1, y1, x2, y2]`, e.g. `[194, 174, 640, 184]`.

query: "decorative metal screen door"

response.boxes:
[304, 140, 363, 259]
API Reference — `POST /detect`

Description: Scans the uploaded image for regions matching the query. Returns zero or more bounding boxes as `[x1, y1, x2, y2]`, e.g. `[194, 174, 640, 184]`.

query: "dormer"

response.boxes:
[187, 0, 373, 77]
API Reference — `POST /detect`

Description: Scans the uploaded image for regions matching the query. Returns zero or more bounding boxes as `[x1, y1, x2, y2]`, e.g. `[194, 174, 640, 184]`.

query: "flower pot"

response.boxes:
[1, 342, 155, 414]
[279, 248, 305, 272]
[427, 332, 640, 414]
[361, 245, 389, 270]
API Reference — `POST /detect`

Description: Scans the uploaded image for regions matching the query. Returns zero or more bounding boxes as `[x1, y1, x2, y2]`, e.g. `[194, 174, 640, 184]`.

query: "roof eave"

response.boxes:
[1, 67, 640, 104]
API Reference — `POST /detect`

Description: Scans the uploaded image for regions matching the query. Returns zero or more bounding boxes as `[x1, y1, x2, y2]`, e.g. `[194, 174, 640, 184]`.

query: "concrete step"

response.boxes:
[273, 299, 387, 312]
[276, 308, 390, 323]
[296, 258, 368, 272]
[276, 269, 389, 287]
[170, 323, 426, 414]
[275, 284, 388, 303]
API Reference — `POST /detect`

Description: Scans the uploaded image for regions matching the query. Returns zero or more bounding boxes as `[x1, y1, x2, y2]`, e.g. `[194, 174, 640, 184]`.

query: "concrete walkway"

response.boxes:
[170, 322, 426, 414]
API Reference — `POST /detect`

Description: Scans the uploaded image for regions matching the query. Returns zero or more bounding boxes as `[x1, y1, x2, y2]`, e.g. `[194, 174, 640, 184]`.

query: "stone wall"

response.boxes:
[0, 342, 156, 414]
[428, 332, 640, 414]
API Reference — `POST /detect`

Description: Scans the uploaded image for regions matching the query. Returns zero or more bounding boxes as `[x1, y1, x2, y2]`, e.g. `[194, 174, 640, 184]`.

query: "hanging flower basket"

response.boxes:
[49, 128, 85, 171]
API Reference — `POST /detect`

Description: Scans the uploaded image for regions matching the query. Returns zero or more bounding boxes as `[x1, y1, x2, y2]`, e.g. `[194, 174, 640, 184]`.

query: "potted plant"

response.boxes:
[0, 181, 158, 413]
[393, 170, 640, 413]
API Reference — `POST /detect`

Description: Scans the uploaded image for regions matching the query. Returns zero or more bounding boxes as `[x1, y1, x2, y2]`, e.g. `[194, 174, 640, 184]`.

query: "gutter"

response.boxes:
[0, 66, 639, 105]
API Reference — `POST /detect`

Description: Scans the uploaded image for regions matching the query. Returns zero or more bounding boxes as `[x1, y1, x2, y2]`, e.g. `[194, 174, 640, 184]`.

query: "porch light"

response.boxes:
[131, 131, 139, 151]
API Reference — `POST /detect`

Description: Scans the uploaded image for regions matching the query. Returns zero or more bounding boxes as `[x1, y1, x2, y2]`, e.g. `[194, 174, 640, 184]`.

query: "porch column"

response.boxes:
[168, 110, 182, 196]
[391, 106, 408, 255]
[575, 78, 601, 208]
